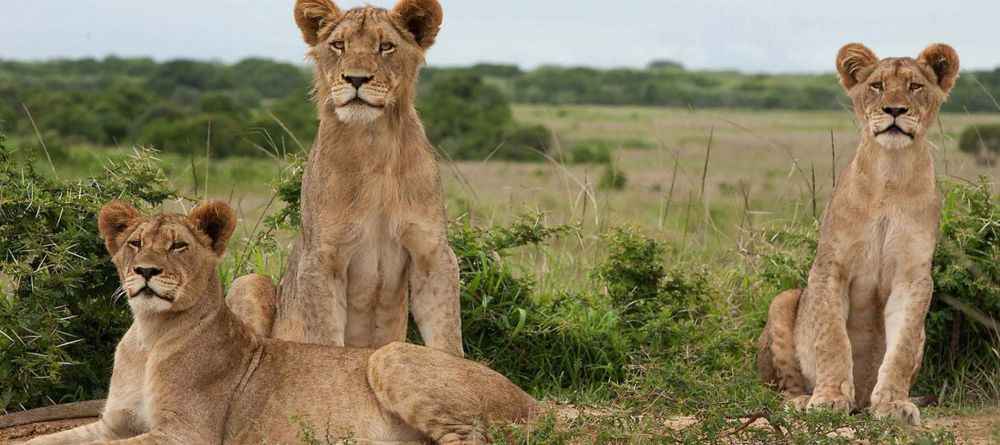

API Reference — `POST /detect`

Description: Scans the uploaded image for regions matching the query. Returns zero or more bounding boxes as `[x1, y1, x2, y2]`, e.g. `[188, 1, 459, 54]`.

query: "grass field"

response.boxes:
[6, 105, 1000, 443]
[25, 105, 1000, 239]
[15, 104, 1000, 304]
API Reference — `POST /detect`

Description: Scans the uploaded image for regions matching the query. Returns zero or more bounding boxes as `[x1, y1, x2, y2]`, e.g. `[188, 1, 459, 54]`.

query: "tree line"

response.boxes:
[422, 60, 1000, 111]
[1, 57, 998, 161]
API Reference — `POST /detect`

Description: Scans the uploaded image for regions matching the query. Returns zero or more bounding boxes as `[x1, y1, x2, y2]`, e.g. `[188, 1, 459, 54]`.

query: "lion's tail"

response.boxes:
[757, 289, 807, 397]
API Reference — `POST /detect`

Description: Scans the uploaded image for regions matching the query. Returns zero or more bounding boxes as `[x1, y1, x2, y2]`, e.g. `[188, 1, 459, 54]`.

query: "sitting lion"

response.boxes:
[228, 0, 466, 357]
[757, 43, 959, 426]
[26, 201, 537, 445]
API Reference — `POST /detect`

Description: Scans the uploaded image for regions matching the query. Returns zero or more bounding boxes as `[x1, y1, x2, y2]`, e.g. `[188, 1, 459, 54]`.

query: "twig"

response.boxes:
[726, 411, 768, 437]
[265, 110, 306, 153]
[661, 149, 680, 231]
[189, 156, 199, 196]
[431, 144, 481, 209]
[810, 164, 817, 220]
[21, 104, 58, 178]
[205, 120, 211, 198]
[939, 293, 1000, 334]
[829, 130, 836, 188]
[700, 128, 713, 201]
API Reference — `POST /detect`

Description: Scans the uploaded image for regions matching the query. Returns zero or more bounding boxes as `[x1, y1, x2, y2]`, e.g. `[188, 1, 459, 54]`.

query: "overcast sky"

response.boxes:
[2, 0, 998, 73]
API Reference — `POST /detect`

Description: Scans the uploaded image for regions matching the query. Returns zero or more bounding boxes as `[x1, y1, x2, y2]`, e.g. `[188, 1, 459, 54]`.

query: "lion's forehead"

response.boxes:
[869, 58, 933, 85]
[132, 217, 196, 244]
[334, 7, 403, 42]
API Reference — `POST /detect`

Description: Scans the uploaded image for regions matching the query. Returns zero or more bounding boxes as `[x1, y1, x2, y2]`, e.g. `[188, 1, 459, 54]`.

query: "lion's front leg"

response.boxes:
[870, 272, 933, 426]
[802, 271, 855, 413]
[404, 225, 464, 357]
[273, 242, 351, 345]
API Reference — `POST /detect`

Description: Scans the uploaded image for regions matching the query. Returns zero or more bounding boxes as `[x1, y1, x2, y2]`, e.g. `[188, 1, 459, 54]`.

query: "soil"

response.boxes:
[1, 410, 996, 444]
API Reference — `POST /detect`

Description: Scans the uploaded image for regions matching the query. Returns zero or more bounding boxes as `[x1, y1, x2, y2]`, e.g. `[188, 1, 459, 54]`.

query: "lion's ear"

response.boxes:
[391, 0, 443, 50]
[294, 0, 343, 46]
[188, 201, 236, 256]
[836, 43, 879, 90]
[98, 200, 142, 255]
[917, 44, 960, 95]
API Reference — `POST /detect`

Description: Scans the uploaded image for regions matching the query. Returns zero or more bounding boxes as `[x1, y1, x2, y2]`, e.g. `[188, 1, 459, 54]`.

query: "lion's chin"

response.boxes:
[874, 131, 915, 150]
[128, 294, 174, 314]
[335, 103, 384, 124]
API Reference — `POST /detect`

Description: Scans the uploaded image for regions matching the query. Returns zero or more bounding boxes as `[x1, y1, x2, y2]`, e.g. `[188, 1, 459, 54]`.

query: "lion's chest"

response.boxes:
[342, 211, 412, 347]
[847, 208, 912, 302]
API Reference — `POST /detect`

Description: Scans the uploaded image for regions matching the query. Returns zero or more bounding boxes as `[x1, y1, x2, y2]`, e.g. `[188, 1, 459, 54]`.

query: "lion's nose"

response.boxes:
[134, 266, 163, 280]
[342, 75, 373, 89]
[883, 106, 908, 117]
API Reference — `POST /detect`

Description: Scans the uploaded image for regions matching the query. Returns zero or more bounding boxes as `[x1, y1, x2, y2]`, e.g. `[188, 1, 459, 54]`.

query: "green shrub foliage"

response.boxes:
[0, 134, 175, 410]
[564, 140, 613, 164]
[433, 218, 632, 393]
[923, 179, 1000, 402]
[418, 71, 551, 161]
[597, 163, 627, 190]
[959, 124, 1000, 165]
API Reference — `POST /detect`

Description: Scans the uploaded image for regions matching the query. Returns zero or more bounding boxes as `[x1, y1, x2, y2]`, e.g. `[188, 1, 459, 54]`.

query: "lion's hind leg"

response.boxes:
[367, 343, 538, 445]
[226, 273, 277, 337]
[758, 289, 809, 410]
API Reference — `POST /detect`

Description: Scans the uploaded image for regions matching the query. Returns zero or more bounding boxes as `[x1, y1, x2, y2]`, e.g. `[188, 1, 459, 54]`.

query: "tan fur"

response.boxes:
[26, 201, 537, 445]
[757, 43, 959, 426]
[226, 0, 463, 357]
[226, 273, 277, 336]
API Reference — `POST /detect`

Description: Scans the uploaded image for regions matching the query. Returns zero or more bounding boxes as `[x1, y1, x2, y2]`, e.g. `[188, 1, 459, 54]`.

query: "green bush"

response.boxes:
[598, 163, 627, 190]
[498, 123, 550, 161]
[593, 228, 714, 349]
[445, 217, 631, 393]
[419, 71, 551, 161]
[419, 71, 512, 161]
[958, 124, 1000, 165]
[593, 226, 665, 322]
[138, 113, 258, 158]
[0, 134, 175, 410]
[565, 140, 613, 164]
[923, 178, 1000, 403]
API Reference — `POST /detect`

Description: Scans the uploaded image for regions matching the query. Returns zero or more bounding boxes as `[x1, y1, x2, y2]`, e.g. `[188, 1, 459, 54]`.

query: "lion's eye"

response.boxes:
[331, 41, 345, 51]
[909, 83, 924, 92]
[380, 42, 396, 54]
[870, 82, 884, 92]
[170, 242, 188, 252]
[128, 239, 142, 249]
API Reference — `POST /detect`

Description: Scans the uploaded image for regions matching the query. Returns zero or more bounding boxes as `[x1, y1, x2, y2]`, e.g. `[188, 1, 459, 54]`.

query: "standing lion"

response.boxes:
[230, 0, 464, 356]
[757, 43, 960, 426]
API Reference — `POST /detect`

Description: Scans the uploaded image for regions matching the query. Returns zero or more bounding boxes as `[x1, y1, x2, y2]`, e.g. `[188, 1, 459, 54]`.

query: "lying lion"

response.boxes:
[26, 201, 537, 445]
[757, 43, 959, 426]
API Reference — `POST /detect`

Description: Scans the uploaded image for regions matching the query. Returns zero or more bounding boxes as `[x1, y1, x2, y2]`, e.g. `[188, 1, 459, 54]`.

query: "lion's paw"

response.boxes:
[437, 431, 488, 445]
[806, 392, 852, 413]
[784, 395, 810, 411]
[872, 399, 921, 426]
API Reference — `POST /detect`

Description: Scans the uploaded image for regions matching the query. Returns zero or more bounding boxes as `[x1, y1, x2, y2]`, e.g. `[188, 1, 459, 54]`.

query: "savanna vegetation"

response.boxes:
[2, 56, 1000, 443]
[960, 124, 1000, 165]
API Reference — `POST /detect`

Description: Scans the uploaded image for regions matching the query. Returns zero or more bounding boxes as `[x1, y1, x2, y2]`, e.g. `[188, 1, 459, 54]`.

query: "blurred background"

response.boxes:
[3, 0, 1000, 238]
[2, 1, 1000, 441]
